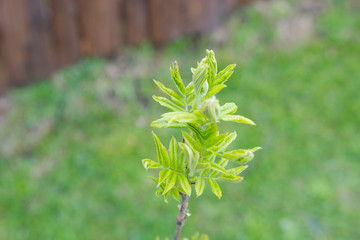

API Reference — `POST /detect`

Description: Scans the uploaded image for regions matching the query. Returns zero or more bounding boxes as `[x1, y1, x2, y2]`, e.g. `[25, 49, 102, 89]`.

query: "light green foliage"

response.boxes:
[143, 50, 260, 200]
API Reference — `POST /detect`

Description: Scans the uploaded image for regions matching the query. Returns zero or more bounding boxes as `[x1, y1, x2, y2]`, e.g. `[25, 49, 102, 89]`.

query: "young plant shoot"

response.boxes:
[142, 50, 261, 240]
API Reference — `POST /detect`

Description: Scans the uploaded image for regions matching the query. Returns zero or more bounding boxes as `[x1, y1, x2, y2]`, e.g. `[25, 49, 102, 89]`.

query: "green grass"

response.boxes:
[1, 1, 360, 239]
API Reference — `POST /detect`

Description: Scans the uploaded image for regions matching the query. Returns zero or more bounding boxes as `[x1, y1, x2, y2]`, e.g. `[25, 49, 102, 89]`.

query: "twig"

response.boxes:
[174, 192, 189, 240]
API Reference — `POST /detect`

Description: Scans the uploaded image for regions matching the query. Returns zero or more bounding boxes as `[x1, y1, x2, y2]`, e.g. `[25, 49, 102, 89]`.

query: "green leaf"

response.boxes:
[207, 178, 222, 199]
[249, 146, 262, 152]
[235, 151, 254, 164]
[151, 118, 187, 128]
[153, 80, 185, 106]
[169, 136, 178, 169]
[220, 102, 238, 115]
[155, 189, 163, 197]
[187, 123, 204, 143]
[209, 161, 228, 174]
[213, 64, 236, 86]
[158, 169, 172, 187]
[222, 149, 247, 161]
[148, 176, 159, 184]
[204, 133, 227, 149]
[228, 165, 248, 175]
[142, 159, 161, 170]
[216, 132, 237, 152]
[192, 58, 208, 107]
[195, 177, 206, 197]
[163, 188, 171, 203]
[202, 123, 217, 138]
[182, 131, 203, 153]
[178, 173, 191, 196]
[152, 131, 170, 168]
[206, 84, 226, 97]
[197, 162, 211, 169]
[223, 148, 258, 164]
[218, 158, 229, 168]
[220, 115, 256, 125]
[163, 171, 177, 195]
[170, 188, 180, 202]
[153, 96, 184, 112]
[162, 112, 199, 124]
[200, 168, 211, 177]
[218, 175, 243, 182]
[170, 61, 186, 96]
[205, 50, 217, 88]
[185, 81, 193, 94]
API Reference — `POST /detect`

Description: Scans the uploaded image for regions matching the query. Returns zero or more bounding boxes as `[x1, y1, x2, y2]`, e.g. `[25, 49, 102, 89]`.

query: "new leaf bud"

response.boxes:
[200, 96, 220, 122]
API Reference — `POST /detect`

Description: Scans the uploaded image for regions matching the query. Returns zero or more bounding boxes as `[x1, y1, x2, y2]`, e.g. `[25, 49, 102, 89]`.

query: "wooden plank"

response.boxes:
[76, 0, 121, 56]
[183, 0, 204, 34]
[50, 0, 80, 67]
[202, 0, 221, 31]
[0, 0, 29, 86]
[124, 0, 148, 45]
[0, 60, 8, 93]
[219, 0, 238, 16]
[148, 0, 168, 45]
[27, 0, 56, 79]
[149, 0, 194, 45]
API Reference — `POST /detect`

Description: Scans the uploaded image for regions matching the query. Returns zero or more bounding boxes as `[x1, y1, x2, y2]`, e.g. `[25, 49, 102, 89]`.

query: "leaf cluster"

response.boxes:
[143, 50, 261, 201]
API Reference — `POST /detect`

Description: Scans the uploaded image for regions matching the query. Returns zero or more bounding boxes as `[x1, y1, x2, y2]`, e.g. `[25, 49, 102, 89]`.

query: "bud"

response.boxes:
[200, 96, 220, 122]
[236, 151, 254, 164]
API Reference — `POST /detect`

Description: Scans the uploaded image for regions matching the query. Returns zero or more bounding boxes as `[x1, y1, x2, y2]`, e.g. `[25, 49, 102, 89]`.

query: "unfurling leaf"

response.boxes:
[216, 132, 237, 152]
[206, 84, 227, 97]
[178, 173, 191, 196]
[192, 58, 208, 107]
[171, 188, 180, 202]
[213, 64, 236, 86]
[163, 171, 177, 195]
[220, 115, 256, 125]
[170, 61, 186, 96]
[152, 131, 170, 168]
[218, 175, 243, 182]
[158, 169, 172, 187]
[169, 136, 178, 169]
[207, 178, 222, 199]
[222, 149, 248, 162]
[209, 161, 228, 174]
[220, 102, 238, 115]
[206, 50, 217, 88]
[153, 96, 184, 112]
[182, 131, 203, 153]
[228, 165, 248, 175]
[163, 112, 198, 124]
[154, 80, 185, 106]
[142, 159, 161, 170]
[195, 177, 206, 197]
[199, 97, 220, 122]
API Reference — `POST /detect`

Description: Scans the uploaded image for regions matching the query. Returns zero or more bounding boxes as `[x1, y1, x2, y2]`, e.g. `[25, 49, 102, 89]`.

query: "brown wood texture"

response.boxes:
[125, 0, 148, 45]
[0, 0, 29, 86]
[0, 0, 255, 92]
[27, 0, 56, 79]
[50, 0, 80, 67]
[76, 0, 121, 57]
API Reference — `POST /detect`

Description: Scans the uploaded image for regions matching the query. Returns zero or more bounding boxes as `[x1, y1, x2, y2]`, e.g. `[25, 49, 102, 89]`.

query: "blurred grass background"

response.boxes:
[0, 0, 359, 239]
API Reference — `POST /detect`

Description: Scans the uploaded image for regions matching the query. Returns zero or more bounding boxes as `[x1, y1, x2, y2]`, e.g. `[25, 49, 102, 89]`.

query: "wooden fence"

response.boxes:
[0, 0, 254, 92]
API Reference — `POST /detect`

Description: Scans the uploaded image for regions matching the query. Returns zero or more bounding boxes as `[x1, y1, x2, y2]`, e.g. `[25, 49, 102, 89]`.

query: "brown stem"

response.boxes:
[174, 192, 189, 240]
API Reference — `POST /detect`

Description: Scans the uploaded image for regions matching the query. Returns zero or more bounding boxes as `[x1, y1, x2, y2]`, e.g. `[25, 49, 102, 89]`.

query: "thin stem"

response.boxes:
[174, 192, 189, 240]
